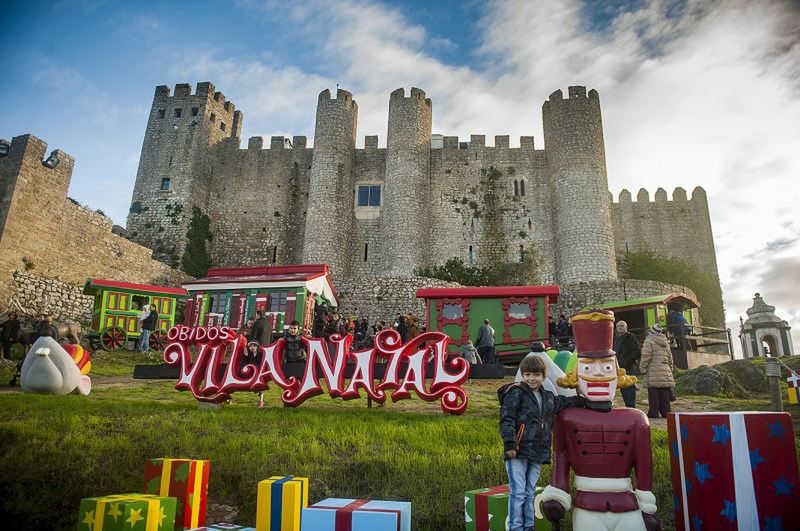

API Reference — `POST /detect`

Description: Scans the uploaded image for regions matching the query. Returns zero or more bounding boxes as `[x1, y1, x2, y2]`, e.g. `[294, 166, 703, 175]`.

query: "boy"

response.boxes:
[499, 355, 585, 531]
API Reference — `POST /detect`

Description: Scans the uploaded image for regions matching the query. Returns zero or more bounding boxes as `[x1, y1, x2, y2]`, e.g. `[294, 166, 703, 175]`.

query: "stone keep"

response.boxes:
[126, 83, 720, 293]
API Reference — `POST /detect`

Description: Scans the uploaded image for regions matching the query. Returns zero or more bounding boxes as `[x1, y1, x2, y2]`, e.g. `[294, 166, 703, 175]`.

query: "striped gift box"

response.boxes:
[256, 476, 309, 531]
[144, 458, 210, 531]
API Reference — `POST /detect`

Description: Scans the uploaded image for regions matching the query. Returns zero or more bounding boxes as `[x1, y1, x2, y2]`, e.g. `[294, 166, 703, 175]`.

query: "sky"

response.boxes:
[2, 0, 799, 357]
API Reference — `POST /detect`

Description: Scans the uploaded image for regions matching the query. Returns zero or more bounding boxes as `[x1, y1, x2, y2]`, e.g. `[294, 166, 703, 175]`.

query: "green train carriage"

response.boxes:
[83, 278, 188, 350]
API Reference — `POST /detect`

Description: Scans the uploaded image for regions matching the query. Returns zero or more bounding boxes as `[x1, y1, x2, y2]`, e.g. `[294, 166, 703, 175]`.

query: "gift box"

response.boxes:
[464, 485, 549, 531]
[188, 525, 255, 531]
[77, 493, 177, 531]
[256, 476, 308, 531]
[144, 458, 210, 530]
[300, 498, 411, 531]
[668, 412, 800, 531]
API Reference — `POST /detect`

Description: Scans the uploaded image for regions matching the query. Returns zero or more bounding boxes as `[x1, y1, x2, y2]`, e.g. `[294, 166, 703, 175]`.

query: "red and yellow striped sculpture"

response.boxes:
[63, 344, 91, 375]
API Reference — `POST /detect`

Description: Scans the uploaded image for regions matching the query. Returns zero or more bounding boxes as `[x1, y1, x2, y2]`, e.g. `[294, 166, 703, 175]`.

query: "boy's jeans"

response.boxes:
[505, 458, 541, 531]
[139, 329, 152, 351]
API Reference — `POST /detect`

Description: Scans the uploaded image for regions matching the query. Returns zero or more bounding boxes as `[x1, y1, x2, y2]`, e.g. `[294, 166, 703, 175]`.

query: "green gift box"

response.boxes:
[464, 485, 550, 531]
[77, 493, 177, 531]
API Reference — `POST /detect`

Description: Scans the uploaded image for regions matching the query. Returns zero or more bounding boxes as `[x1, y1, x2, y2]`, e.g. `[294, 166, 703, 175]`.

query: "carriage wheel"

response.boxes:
[100, 327, 127, 351]
[149, 330, 168, 351]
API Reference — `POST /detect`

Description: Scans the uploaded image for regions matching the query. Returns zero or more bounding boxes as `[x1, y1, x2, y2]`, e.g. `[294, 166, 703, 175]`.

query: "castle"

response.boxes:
[125, 82, 720, 323]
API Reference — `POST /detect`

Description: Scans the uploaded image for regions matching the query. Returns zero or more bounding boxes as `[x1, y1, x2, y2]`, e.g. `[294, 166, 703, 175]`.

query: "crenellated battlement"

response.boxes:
[153, 82, 238, 121]
[390, 87, 432, 107]
[546, 86, 600, 103]
[614, 186, 707, 204]
[245, 135, 310, 150]
[318, 88, 356, 108]
[435, 135, 537, 149]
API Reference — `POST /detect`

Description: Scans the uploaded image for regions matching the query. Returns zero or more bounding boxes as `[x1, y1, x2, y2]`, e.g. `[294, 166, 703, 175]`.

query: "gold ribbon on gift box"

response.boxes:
[93, 494, 162, 531]
[155, 458, 207, 527]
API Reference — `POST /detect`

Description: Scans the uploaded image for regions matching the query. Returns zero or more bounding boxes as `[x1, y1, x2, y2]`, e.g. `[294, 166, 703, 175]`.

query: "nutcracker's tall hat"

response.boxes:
[571, 309, 615, 358]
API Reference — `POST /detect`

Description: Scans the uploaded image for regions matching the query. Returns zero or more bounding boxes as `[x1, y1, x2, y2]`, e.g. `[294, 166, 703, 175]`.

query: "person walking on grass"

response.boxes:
[475, 319, 495, 364]
[639, 324, 675, 418]
[499, 355, 585, 531]
[136, 303, 150, 351]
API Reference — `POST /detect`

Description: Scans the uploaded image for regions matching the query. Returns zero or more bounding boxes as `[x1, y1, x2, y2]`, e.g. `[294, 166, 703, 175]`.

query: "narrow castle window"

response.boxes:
[528, 219, 532, 230]
[220, 122, 226, 131]
[357, 185, 381, 207]
[210, 113, 216, 123]
[468, 245, 474, 264]
[519, 245, 525, 263]
[272, 245, 278, 263]
[191, 107, 199, 116]
[158, 109, 166, 119]
[160, 178, 171, 191]
[174, 108, 182, 118]
[513, 180, 519, 196]
[520, 179, 526, 196]
[364, 243, 369, 262]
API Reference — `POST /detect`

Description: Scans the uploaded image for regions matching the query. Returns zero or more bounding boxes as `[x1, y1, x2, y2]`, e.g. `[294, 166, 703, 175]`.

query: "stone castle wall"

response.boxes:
[0, 134, 188, 319]
[334, 275, 461, 324]
[9, 271, 94, 322]
[611, 187, 719, 277]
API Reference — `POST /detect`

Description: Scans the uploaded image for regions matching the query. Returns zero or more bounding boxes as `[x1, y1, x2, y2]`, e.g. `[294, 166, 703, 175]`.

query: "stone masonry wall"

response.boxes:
[127, 82, 243, 264]
[611, 187, 719, 277]
[9, 271, 94, 322]
[0, 134, 188, 315]
[335, 275, 460, 324]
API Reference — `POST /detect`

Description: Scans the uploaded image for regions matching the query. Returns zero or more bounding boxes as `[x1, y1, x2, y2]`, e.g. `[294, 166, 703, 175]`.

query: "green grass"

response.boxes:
[1, 351, 799, 530]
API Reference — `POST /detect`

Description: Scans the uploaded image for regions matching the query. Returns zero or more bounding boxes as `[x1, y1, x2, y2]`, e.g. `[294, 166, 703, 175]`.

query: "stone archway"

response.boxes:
[762, 334, 779, 357]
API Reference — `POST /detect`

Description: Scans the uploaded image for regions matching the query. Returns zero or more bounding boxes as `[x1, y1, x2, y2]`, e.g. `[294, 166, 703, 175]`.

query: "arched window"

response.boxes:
[520, 179, 526, 196]
[513, 180, 519, 196]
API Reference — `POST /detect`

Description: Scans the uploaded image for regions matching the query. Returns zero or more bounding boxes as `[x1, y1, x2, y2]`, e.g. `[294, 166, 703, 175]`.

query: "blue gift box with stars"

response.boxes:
[668, 412, 798, 531]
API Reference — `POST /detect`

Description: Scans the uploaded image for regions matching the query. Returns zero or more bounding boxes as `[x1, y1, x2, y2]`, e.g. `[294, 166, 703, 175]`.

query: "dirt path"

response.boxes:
[0, 374, 137, 394]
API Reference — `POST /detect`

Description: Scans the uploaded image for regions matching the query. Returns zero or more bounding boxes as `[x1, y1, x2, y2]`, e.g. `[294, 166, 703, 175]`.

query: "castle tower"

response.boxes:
[302, 89, 358, 276]
[542, 86, 617, 283]
[380, 87, 432, 275]
[127, 82, 243, 265]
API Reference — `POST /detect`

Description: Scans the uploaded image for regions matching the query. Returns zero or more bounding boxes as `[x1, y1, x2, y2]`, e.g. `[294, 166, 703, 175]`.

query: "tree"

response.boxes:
[618, 249, 725, 327]
[181, 207, 213, 277]
[415, 248, 542, 287]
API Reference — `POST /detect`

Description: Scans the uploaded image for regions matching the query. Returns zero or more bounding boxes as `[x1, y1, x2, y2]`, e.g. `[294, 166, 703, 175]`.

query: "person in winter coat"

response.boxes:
[1, 312, 21, 359]
[475, 319, 496, 364]
[614, 320, 642, 408]
[500, 355, 585, 531]
[248, 310, 272, 345]
[283, 320, 307, 362]
[139, 305, 159, 352]
[461, 339, 480, 364]
[639, 324, 675, 418]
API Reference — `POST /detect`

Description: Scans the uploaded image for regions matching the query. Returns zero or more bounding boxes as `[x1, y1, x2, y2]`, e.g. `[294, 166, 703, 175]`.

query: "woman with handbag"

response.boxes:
[639, 324, 676, 418]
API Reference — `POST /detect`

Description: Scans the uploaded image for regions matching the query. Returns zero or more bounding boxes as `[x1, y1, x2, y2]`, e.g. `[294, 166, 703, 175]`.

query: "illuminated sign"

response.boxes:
[163, 326, 470, 414]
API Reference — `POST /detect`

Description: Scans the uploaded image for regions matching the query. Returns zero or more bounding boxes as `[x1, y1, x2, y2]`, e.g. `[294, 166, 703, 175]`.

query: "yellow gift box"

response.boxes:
[255, 476, 309, 531]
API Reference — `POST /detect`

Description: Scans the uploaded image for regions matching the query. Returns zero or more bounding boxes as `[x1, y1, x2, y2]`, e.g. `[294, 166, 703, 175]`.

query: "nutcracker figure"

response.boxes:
[536, 309, 661, 531]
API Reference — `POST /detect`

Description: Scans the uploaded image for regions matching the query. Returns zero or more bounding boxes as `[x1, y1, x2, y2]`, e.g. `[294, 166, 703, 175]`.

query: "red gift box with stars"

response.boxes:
[667, 412, 799, 531]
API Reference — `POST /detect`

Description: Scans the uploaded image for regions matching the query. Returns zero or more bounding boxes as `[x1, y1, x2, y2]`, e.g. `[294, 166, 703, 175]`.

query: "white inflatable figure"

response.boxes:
[21, 336, 91, 395]
[515, 342, 576, 397]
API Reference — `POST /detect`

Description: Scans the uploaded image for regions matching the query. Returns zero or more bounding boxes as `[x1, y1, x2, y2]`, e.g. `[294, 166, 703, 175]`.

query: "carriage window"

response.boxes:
[442, 304, 464, 319]
[508, 303, 531, 319]
[270, 291, 289, 313]
[209, 293, 228, 314]
[132, 295, 149, 311]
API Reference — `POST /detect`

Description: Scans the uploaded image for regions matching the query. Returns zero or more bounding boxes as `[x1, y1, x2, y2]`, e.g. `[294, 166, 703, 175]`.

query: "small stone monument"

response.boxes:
[739, 293, 794, 357]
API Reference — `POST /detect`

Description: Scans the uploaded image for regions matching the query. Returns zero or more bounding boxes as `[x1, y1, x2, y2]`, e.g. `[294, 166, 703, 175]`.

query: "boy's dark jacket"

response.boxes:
[499, 383, 585, 463]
